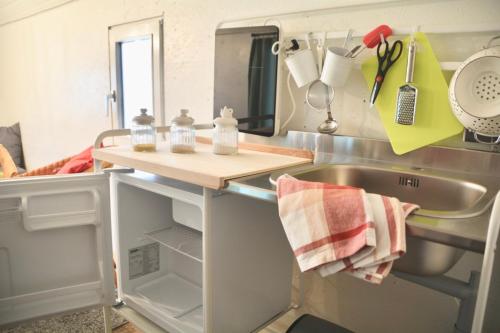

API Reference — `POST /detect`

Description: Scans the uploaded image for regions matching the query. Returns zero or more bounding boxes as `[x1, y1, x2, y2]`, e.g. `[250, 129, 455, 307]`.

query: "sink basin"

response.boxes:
[393, 238, 465, 276]
[270, 164, 494, 219]
[269, 163, 499, 275]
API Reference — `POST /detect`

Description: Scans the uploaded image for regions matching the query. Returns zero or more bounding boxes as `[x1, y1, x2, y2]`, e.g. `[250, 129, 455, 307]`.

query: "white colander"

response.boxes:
[449, 36, 500, 143]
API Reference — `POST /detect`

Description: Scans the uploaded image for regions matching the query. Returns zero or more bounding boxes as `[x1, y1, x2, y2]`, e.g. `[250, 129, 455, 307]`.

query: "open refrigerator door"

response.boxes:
[0, 173, 115, 326]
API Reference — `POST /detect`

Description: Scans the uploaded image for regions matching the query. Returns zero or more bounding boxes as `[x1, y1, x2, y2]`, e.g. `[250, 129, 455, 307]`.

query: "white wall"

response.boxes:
[1, 0, 499, 168]
[0, 0, 75, 25]
[0, 0, 352, 168]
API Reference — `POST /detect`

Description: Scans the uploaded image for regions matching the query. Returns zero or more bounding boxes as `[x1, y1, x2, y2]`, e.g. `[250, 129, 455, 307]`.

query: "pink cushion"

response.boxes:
[57, 146, 94, 174]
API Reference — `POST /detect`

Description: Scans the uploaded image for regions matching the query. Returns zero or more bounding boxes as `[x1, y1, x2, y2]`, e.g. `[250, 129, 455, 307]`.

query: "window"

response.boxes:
[108, 18, 164, 129]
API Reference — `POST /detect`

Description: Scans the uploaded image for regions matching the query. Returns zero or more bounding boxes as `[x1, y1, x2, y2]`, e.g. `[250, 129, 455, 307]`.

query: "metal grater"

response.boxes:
[395, 38, 418, 125]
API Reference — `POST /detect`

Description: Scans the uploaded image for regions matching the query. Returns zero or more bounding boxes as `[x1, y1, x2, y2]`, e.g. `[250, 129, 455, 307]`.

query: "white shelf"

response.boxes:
[144, 224, 202, 263]
[135, 273, 203, 320]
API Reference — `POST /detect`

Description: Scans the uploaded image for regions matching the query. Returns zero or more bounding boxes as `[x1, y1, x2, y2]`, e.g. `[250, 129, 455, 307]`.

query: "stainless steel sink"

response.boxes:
[269, 163, 500, 276]
[270, 164, 496, 219]
[393, 238, 465, 276]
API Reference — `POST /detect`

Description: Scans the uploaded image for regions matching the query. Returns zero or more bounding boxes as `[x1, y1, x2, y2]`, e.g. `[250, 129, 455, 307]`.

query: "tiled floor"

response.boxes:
[0, 307, 127, 333]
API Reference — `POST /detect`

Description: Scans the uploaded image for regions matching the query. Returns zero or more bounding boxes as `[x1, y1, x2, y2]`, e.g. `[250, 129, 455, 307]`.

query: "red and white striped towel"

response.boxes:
[276, 174, 419, 284]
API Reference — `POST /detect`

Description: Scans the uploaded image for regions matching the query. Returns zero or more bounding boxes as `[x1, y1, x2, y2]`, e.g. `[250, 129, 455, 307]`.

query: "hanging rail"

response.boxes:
[283, 23, 500, 42]
[276, 23, 500, 71]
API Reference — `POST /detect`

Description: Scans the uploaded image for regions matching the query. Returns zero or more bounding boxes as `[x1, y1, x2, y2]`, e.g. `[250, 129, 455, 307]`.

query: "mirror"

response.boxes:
[214, 26, 279, 137]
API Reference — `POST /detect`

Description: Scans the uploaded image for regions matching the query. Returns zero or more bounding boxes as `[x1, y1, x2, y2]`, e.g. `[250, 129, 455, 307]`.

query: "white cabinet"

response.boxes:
[0, 170, 293, 333]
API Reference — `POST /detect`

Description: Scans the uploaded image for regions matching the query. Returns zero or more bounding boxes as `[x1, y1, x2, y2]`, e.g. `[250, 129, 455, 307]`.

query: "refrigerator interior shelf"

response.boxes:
[135, 273, 203, 329]
[144, 224, 203, 262]
[180, 305, 204, 330]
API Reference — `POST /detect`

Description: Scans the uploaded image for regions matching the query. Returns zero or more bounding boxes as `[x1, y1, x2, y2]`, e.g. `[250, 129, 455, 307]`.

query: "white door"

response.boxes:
[108, 18, 165, 130]
[0, 173, 114, 325]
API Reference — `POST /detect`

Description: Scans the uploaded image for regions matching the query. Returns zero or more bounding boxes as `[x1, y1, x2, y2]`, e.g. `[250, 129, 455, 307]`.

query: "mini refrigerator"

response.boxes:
[0, 170, 294, 333]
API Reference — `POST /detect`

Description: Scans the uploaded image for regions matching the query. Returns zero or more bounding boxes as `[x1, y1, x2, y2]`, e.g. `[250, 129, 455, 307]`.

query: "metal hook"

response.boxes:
[271, 41, 280, 55]
[343, 29, 353, 49]
[305, 32, 313, 50]
[318, 31, 326, 49]
[486, 36, 500, 49]
[263, 18, 282, 30]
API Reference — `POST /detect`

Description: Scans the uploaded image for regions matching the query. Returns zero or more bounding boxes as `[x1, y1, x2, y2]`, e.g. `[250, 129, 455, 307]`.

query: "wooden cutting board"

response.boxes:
[361, 32, 463, 155]
[93, 142, 312, 189]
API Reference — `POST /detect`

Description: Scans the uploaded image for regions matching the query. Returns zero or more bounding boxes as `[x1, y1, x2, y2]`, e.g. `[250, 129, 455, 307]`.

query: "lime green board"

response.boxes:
[361, 32, 463, 155]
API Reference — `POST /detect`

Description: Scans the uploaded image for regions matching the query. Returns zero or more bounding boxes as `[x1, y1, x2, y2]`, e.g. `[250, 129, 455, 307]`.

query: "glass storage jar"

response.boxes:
[213, 106, 238, 155]
[170, 109, 195, 153]
[131, 108, 156, 152]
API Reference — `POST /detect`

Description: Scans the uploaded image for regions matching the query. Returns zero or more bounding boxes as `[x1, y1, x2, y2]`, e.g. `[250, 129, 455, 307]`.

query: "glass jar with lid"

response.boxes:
[213, 106, 238, 155]
[170, 109, 195, 153]
[131, 108, 156, 152]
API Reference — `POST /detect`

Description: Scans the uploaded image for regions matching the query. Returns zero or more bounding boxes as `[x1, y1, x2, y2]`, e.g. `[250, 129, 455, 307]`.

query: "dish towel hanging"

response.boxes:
[276, 174, 419, 284]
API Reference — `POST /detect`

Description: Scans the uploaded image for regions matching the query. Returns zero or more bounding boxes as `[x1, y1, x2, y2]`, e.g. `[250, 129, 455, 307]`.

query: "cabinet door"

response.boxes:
[207, 191, 294, 332]
[0, 173, 114, 325]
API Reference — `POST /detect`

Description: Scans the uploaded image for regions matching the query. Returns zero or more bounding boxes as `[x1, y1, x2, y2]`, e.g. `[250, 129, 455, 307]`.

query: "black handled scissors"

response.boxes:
[369, 39, 403, 107]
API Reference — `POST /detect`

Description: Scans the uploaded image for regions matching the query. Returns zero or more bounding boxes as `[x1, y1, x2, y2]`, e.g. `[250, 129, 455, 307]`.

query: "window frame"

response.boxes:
[108, 18, 165, 129]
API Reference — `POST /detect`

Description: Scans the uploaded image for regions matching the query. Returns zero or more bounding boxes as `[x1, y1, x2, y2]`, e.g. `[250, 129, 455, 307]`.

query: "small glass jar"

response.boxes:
[131, 108, 156, 152]
[170, 109, 195, 153]
[213, 106, 238, 155]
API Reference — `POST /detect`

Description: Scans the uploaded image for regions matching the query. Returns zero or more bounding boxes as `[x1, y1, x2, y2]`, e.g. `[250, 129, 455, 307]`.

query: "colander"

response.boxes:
[449, 36, 500, 144]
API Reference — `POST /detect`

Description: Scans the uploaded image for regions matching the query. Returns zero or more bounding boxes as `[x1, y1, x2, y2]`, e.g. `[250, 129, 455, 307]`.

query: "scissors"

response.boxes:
[369, 38, 403, 107]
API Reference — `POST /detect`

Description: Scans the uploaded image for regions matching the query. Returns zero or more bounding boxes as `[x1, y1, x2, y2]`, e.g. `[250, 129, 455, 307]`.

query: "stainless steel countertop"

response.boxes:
[222, 131, 500, 254]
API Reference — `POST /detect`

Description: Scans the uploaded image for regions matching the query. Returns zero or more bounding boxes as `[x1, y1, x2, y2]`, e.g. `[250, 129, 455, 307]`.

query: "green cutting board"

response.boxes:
[361, 32, 463, 155]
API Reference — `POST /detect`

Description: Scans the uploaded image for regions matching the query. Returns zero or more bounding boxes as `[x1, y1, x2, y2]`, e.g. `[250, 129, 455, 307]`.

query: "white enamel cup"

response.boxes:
[285, 49, 319, 88]
[320, 47, 353, 88]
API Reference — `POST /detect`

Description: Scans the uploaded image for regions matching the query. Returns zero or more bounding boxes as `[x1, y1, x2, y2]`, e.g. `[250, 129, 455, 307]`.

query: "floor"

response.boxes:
[113, 322, 141, 333]
[111, 308, 304, 333]
[0, 306, 304, 333]
[0, 307, 127, 333]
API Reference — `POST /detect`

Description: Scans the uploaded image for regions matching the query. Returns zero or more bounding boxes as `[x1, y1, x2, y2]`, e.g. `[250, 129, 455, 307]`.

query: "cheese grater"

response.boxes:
[395, 38, 418, 125]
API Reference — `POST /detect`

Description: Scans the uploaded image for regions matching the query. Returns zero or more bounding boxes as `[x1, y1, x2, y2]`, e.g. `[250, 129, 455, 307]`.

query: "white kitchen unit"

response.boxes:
[0, 170, 294, 333]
